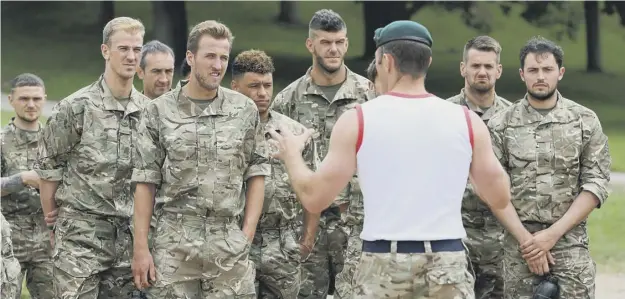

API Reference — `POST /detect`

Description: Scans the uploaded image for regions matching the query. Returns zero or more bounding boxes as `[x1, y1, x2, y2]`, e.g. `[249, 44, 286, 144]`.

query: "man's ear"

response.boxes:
[137, 67, 145, 80]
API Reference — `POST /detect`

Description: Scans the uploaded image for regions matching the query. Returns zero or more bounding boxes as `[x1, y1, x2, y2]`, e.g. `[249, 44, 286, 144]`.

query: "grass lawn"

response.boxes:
[589, 192, 625, 273]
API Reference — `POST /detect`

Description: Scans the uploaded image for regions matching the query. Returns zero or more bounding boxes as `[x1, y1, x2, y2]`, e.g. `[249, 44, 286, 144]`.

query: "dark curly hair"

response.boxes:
[231, 49, 275, 78]
[519, 36, 564, 69]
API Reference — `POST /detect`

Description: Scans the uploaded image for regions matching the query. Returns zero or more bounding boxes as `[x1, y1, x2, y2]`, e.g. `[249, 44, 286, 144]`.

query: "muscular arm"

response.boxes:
[0, 174, 25, 196]
[282, 110, 358, 214]
[242, 176, 265, 241]
[549, 114, 611, 238]
[469, 110, 532, 243]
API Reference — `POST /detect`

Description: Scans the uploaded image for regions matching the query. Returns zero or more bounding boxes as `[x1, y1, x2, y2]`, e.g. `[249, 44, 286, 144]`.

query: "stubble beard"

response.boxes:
[528, 85, 557, 101]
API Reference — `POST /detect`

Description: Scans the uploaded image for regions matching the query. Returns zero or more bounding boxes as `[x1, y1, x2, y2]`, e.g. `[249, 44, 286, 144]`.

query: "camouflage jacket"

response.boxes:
[257, 110, 316, 229]
[488, 92, 611, 224]
[271, 66, 376, 226]
[447, 89, 512, 227]
[131, 84, 270, 218]
[1, 212, 21, 293]
[35, 75, 150, 218]
[1, 119, 43, 217]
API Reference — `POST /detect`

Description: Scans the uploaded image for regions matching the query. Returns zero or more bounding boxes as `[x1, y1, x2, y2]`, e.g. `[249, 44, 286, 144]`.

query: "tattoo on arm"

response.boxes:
[1, 173, 25, 196]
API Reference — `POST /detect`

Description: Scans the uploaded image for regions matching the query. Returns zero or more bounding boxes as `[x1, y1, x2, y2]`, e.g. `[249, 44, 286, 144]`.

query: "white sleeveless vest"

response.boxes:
[356, 92, 474, 241]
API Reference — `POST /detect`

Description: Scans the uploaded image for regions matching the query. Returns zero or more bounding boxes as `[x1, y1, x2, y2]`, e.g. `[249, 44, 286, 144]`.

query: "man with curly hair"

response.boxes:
[230, 49, 320, 299]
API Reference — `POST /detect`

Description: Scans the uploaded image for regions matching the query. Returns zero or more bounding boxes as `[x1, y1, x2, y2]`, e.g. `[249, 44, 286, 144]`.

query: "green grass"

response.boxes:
[589, 192, 625, 273]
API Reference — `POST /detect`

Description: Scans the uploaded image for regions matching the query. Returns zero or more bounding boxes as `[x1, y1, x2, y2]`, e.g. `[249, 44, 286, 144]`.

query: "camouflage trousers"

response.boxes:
[53, 209, 137, 299]
[463, 216, 504, 299]
[351, 240, 475, 298]
[334, 224, 363, 299]
[503, 222, 596, 299]
[250, 222, 301, 299]
[145, 212, 255, 299]
[6, 215, 54, 299]
[1, 214, 22, 299]
[298, 214, 347, 299]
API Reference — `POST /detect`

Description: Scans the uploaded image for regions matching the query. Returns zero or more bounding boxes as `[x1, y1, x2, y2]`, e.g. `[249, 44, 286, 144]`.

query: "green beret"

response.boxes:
[374, 20, 433, 49]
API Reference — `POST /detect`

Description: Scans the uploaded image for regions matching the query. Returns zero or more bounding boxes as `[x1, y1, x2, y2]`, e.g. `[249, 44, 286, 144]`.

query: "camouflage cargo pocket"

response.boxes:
[426, 267, 474, 298]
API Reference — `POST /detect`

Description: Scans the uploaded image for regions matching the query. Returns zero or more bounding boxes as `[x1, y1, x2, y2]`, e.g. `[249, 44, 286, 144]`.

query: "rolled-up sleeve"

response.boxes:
[131, 105, 165, 186]
[244, 113, 270, 181]
[35, 99, 82, 181]
[579, 113, 611, 207]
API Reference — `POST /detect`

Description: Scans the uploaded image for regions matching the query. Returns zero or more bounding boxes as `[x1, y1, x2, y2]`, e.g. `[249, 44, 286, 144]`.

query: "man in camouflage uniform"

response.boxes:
[230, 49, 320, 299]
[1, 213, 22, 299]
[35, 17, 150, 298]
[488, 36, 612, 299]
[271, 9, 375, 298]
[446, 36, 511, 299]
[1, 73, 54, 298]
[137, 40, 175, 100]
[131, 21, 269, 299]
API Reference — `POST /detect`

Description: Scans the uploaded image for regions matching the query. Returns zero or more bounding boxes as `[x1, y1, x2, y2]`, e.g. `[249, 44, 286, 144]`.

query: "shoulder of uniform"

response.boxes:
[0, 124, 11, 138]
[558, 97, 599, 122]
[488, 101, 520, 130]
[271, 111, 306, 134]
[145, 89, 177, 114]
[496, 95, 513, 106]
[132, 89, 151, 106]
[446, 93, 464, 104]
[222, 87, 255, 105]
[53, 84, 96, 114]
[221, 87, 259, 114]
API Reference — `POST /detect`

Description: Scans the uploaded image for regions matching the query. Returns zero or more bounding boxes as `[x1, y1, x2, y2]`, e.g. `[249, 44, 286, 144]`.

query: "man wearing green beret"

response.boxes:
[266, 20, 533, 298]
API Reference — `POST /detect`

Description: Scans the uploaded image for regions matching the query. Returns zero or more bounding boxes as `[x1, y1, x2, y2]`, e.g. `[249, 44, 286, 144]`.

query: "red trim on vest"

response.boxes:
[385, 92, 434, 98]
[356, 104, 364, 153]
[463, 106, 474, 149]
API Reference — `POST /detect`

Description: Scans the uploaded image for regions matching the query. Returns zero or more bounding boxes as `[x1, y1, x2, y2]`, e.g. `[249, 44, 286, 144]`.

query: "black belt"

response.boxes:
[362, 239, 464, 253]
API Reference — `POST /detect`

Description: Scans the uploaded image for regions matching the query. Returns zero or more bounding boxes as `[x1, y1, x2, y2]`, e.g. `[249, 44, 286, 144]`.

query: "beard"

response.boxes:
[468, 80, 494, 94]
[315, 53, 343, 74]
[195, 72, 220, 91]
[528, 86, 557, 101]
[16, 113, 38, 123]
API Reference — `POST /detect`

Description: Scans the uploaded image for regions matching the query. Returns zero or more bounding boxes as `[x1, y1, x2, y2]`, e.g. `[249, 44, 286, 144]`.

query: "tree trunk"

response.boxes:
[276, 1, 299, 25]
[152, 1, 188, 68]
[362, 1, 419, 59]
[584, 1, 601, 72]
[99, 1, 115, 30]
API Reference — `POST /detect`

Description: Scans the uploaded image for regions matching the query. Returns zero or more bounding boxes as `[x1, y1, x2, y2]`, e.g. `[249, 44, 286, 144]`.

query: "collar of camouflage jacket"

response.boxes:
[519, 90, 572, 124]
[174, 85, 229, 118]
[97, 75, 143, 115]
[5, 118, 41, 145]
[301, 65, 368, 103]
[458, 88, 507, 120]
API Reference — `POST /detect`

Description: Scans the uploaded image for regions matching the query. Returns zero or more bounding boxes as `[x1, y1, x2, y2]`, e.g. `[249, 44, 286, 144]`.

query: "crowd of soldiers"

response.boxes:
[0, 7, 612, 299]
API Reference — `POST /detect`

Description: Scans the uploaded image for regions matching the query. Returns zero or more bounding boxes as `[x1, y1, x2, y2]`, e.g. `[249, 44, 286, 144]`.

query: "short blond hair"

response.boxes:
[102, 17, 145, 45]
[187, 20, 234, 54]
